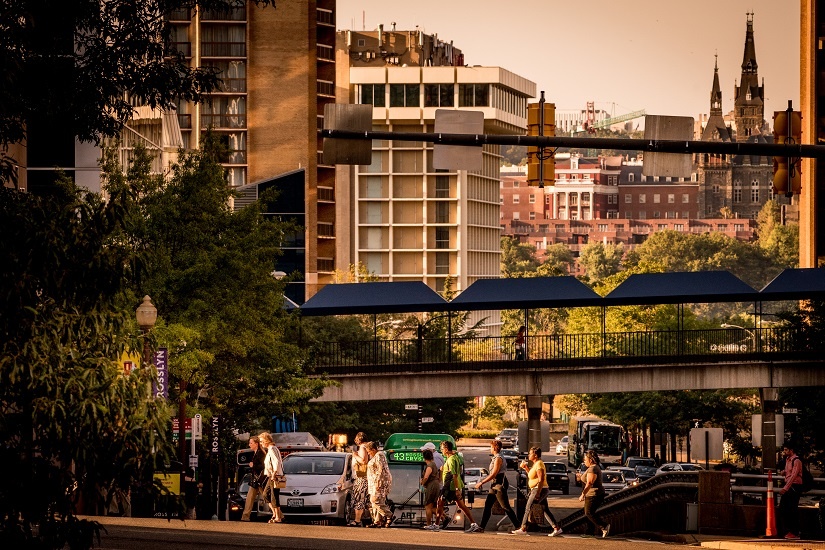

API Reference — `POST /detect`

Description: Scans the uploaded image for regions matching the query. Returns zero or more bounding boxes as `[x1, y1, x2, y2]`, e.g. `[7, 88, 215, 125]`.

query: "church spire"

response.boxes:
[710, 53, 722, 116]
[741, 12, 758, 74]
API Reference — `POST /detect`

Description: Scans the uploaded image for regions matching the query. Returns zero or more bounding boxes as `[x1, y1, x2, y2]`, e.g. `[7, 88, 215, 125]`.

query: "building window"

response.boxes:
[435, 252, 450, 274]
[513, 181, 519, 187]
[529, 194, 536, 203]
[733, 188, 742, 203]
[598, 224, 608, 232]
[718, 224, 728, 231]
[638, 210, 646, 219]
[435, 227, 450, 248]
[500, 195, 504, 204]
[653, 211, 661, 219]
[639, 194, 646, 204]
[624, 194, 632, 203]
[424, 84, 454, 107]
[668, 194, 675, 203]
[653, 194, 661, 204]
[435, 201, 449, 223]
[751, 179, 759, 203]
[435, 174, 450, 198]
[712, 184, 720, 194]
[608, 194, 617, 204]
[682, 193, 690, 203]
[389, 84, 420, 107]
[658, 224, 668, 230]
[628, 173, 635, 182]
[674, 224, 684, 231]
[513, 211, 520, 220]
[734, 223, 744, 232]
[359, 84, 385, 107]
[458, 84, 489, 107]
[545, 196, 551, 204]
[529, 211, 536, 220]
[683, 211, 690, 218]
[513, 195, 520, 204]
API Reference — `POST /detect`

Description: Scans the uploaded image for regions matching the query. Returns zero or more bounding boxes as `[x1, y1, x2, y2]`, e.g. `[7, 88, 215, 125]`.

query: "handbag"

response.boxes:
[273, 474, 287, 489]
[249, 472, 265, 489]
[354, 459, 367, 478]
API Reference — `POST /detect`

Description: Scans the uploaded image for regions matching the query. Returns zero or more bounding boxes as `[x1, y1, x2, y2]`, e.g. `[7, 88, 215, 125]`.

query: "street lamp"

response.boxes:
[135, 295, 157, 369]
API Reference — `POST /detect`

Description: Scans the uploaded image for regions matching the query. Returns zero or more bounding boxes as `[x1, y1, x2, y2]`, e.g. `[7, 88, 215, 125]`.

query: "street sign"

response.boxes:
[421, 417, 434, 423]
[189, 455, 198, 468]
[782, 408, 798, 414]
[193, 414, 202, 440]
[643, 115, 693, 178]
[405, 404, 418, 410]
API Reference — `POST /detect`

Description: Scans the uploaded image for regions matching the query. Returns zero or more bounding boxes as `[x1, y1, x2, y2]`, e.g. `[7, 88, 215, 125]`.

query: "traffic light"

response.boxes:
[772, 104, 802, 197]
[526, 93, 555, 187]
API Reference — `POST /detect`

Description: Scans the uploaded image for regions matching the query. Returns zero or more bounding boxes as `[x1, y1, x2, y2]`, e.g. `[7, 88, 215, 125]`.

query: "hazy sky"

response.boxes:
[336, 0, 800, 121]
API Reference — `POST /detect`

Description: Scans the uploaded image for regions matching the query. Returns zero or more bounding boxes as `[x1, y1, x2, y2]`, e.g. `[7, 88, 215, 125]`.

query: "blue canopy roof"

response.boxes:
[759, 268, 825, 300]
[448, 276, 602, 311]
[299, 281, 449, 316]
[604, 271, 759, 305]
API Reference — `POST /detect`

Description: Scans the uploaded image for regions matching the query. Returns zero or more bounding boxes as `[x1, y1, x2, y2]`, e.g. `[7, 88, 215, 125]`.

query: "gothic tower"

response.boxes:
[733, 13, 765, 141]
[699, 55, 733, 217]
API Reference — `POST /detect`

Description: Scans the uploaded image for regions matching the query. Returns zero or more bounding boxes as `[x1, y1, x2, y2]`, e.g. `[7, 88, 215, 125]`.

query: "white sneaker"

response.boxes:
[424, 523, 440, 531]
[510, 528, 528, 535]
[468, 523, 483, 533]
[602, 524, 611, 538]
[549, 527, 563, 537]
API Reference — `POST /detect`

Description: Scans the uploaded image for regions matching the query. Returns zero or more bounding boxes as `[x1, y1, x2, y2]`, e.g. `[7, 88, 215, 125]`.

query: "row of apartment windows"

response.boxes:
[506, 223, 747, 234]
[359, 84, 491, 108]
[625, 193, 692, 204]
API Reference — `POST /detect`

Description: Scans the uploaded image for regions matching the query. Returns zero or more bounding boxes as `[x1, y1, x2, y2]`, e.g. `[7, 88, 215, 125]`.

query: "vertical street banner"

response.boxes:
[153, 347, 168, 399]
[211, 416, 220, 455]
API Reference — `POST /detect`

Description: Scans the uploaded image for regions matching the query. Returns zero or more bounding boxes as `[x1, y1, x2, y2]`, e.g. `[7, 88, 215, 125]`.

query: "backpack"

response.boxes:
[794, 457, 814, 493]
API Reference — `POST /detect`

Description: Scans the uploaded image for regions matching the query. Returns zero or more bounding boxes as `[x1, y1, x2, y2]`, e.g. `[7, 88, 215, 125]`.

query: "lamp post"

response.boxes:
[135, 295, 157, 368]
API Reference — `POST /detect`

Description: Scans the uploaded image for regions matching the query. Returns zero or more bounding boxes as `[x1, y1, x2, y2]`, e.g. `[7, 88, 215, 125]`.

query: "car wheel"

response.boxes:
[336, 495, 353, 526]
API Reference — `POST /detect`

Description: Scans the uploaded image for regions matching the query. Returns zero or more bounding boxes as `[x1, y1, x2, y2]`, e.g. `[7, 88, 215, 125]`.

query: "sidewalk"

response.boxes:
[696, 535, 825, 549]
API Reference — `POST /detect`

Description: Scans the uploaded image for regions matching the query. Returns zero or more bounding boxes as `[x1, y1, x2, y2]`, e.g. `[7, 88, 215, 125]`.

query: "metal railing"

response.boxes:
[309, 326, 821, 375]
[200, 113, 246, 129]
[201, 42, 246, 57]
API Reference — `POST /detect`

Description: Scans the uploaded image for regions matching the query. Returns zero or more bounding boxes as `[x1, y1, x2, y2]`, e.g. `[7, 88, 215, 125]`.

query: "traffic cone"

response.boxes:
[766, 470, 777, 537]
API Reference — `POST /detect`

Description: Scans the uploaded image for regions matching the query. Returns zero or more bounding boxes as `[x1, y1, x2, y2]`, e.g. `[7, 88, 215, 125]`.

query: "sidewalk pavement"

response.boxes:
[695, 535, 825, 549]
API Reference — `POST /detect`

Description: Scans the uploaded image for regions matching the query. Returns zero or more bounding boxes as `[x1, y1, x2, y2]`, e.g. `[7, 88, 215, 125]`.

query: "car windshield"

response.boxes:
[272, 432, 323, 446]
[546, 463, 567, 473]
[682, 464, 703, 471]
[283, 455, 345, 475]
[500, 430, 517, 437]
[602, 472, 624, 483]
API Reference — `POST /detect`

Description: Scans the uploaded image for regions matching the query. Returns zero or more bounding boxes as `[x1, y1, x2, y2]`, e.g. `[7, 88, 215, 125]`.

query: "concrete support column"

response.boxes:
[526, 395, 543, 452]
[760, 387, 779, 472]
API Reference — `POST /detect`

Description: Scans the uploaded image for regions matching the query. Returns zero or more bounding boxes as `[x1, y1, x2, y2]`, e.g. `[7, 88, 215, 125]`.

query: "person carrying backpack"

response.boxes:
[779, 442, 805, 540]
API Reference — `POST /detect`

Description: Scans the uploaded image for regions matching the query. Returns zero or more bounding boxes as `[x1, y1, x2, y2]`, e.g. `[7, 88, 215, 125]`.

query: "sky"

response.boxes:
[336, 0, 800, 122]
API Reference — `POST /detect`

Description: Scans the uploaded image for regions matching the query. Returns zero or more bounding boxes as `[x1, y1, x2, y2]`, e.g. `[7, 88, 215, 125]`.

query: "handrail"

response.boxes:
[309, 326, 820, 374]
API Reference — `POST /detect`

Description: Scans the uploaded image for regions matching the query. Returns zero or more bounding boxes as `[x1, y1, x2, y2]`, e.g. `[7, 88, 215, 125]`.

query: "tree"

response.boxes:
[579, 242, 624, 284]
[500, 236, 540, 277]
[0, 177, 173, 548]
[105, 142, 327, 435]
[755, 200, 799, 269]
[0, 0, 276, 186]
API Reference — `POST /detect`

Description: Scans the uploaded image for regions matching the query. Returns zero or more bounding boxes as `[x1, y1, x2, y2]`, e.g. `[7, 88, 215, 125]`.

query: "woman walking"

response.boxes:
[474, 440, 519, 532]
[241, 435, 265, 522]
[510, 446, 562, 536]
[365, 441, 393, 527]
[420, 448, 442, 530]
[580, 450, 610, 537]
[259, 432, 284, 524]
[350, 432, 370, 526]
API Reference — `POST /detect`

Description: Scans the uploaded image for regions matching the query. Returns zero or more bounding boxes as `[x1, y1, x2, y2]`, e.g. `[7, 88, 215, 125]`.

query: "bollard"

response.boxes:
[766, 470, 777, 537]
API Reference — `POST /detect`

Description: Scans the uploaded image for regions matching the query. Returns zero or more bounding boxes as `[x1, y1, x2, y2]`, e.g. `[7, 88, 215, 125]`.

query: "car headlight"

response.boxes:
[321, 484, 340, 495]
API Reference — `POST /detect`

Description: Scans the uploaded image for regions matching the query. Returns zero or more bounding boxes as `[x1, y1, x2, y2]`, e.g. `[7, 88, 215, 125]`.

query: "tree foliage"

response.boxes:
[0, 178, 173, 548]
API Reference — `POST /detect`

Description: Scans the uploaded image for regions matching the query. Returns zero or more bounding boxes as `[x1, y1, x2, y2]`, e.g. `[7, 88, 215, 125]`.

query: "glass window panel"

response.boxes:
[390, 84, 405, 107]
[475, 84, 489, 107]
[405, 84, 420, 107]
[424, 84, 440, 107]
[440, 84, 453, 107]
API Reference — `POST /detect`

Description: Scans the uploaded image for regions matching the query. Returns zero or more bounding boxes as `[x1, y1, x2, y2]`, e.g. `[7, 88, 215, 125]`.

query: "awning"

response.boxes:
[299, 281, 449, 316]
[448, 276, 603, 311]
[759, 268, 825, 300]
[603, 271, 760, 306]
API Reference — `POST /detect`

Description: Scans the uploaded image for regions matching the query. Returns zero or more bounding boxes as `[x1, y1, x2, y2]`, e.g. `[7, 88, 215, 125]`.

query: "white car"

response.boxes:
[655, 462, 704, 476]
[555, 436, 569, 455]
[605, 466, 640, 487]
[464, 467, 489, 494]
[601, 470, 628, 493]
[279, 452, 355, 525]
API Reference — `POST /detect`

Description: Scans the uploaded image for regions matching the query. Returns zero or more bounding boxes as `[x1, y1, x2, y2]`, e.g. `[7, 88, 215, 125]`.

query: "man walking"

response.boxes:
[439, 440, 482, 532]
[779, 442, 803, 540]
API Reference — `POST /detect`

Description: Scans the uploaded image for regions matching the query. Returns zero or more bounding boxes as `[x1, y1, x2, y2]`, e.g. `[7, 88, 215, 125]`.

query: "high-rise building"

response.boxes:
[335, 29, 535, 294]
[171, 1, 337, 300]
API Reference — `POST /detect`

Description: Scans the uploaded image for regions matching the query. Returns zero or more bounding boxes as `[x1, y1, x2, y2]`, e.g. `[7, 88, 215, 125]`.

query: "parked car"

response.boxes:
[655, 462, 704, 476]
[500, 449, 520, 470]
[279, 451, 355, 524]
[545, 461, 570, 494]
[226, 472, 272, 522]
[271, 432, 325, 456]
[495, 429, 518, 448]
[464, 467, 489, 493]
[605, 466, 640, 487]
[601, 470, 628, 493]
[555, 436, 569, 455]
[625, 456, 658, 481]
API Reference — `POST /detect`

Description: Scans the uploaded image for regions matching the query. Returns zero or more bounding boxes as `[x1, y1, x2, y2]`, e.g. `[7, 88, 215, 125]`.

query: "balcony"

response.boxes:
[200, 113, 246, 129]
[216, 78, 247, 93]
[317, 258, 335, 272]
[200, 7, 246, 21]
[317, 8, 335, 26]
[201, 42, 246, 58]
[316, 44, 334, 62]
[317, 79, 335, 97]
[318, 222, 335, 238]
[318, 186, 335, 202]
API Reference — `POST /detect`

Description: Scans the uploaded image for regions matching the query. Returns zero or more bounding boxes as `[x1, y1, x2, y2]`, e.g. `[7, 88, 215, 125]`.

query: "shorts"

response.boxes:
[424, 481, 441, 506]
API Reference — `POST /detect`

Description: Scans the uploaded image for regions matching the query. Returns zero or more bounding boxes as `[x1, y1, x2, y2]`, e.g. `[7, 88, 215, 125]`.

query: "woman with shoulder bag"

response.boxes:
[475, 440, 518, 532]
[350, 432, 369, 526]
[241, 435, 265, 521]
[259, 432, 285, 524]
